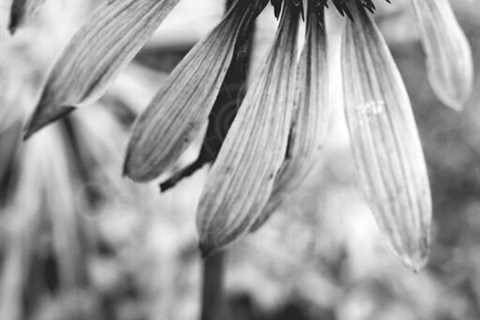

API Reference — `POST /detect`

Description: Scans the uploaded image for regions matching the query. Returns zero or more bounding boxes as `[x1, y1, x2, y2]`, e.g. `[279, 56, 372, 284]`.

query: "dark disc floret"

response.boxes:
[270, 0, 392, 19]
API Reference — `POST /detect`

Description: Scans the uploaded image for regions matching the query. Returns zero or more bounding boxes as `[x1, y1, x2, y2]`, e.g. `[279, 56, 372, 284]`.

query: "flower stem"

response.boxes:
[200, 251, 226, 320]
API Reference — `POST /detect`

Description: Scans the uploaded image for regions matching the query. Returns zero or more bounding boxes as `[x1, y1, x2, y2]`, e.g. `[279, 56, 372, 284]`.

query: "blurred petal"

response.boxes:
[9, 0, 45, 33]
[0, 120, 22, 206]
[342, 5, 432, 270]
[24, 0, 180, 138]
[11, 128, 86, 289]
[412, 0, 473, 110]
[251, 4, 329, 232]
[124, 1, 268, 182]
[197, 3, 300, 256]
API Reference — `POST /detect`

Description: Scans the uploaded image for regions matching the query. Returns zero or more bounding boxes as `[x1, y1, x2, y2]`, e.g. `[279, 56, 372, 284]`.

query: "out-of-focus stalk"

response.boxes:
[200, 251, 226, 320]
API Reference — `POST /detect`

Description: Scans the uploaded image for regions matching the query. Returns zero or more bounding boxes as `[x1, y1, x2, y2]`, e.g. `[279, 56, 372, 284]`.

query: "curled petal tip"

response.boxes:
[8, 24, 18, 35]
[23, 105, 75, 140]
[122, 148, 152, 182]
[121, 155, 131, 179]
[427, 52, 473, 111]
[411, 257, 428, 273]
[9, 0, 46, 34]
[401, 245, 429, 273]
[442, 99, 463, 113]
[393, 229, 430, 272]
[23, 128, 33, 141]
[122, 147, 133, 177]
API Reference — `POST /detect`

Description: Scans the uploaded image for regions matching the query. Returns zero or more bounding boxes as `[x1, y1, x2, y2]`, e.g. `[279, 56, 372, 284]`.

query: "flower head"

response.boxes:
[19, 0, 474, 270]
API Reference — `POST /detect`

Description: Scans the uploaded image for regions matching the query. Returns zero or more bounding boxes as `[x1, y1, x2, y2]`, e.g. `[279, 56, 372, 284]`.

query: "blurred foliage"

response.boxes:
[0, 0, 479, 320]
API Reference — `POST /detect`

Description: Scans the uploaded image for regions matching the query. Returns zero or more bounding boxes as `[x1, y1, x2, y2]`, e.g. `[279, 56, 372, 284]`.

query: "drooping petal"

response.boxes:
[342, 4, 432, 270]
[197, 2, 300, 256]
[9, 0, 45, 33]
[412, 0, 473, 110]
[124, 0, 268, 182]
[24, 0, 181, 139]
[251, 3, 329, 232]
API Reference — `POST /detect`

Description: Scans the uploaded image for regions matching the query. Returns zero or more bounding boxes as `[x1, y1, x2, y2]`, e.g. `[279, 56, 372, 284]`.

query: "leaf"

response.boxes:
[412, 0, 473, 110]
[342, 4, 432, 270]
[124, 1, 268, 182]
[196, 2, 300, 256]
[24, 0, 180, 139]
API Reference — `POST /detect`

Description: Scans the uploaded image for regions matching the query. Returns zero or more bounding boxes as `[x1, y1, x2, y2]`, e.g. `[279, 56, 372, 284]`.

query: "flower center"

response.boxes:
[270, 0, 391, 19]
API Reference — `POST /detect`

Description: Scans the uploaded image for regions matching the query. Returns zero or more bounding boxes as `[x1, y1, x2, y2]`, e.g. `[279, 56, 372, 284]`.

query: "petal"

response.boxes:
[251, 4, 329, 232]
[24, 0, 180, 139]
[14, 127, 85, 287]
[412, 0, 473, 110]
[9, 0, 45, 33]
[124, 1, 268, 182]
[342, 5, 432, 270]
[197, 2, 300, 256]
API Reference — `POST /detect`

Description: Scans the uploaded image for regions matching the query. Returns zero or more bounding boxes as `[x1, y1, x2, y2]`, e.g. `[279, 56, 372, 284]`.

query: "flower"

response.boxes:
[20, 0, 473, 270]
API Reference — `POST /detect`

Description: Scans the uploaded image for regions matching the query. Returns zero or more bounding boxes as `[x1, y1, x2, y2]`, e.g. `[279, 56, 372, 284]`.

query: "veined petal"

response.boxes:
[412, 0, 473, 110]
[251, 3, 329, 232]
[24, 0, 180, 139]
[197, 2, 301, 256]
[124, 0, 268, 182]
[9, 0, 45, 33]
[342, 5, 432, 270]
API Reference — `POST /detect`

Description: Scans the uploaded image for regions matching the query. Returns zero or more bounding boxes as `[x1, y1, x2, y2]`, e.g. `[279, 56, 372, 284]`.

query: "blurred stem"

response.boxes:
[200, 251, 226, 320]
